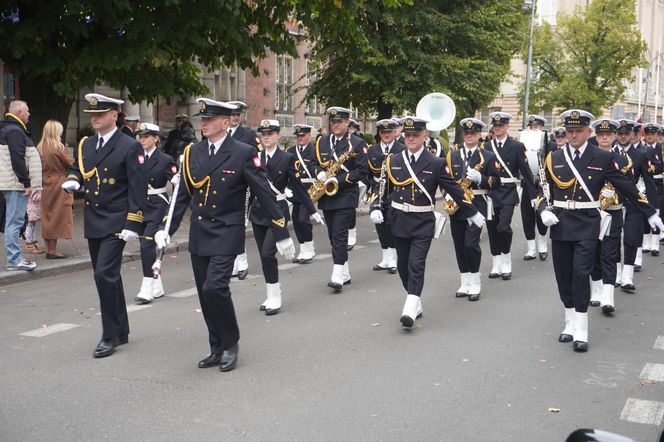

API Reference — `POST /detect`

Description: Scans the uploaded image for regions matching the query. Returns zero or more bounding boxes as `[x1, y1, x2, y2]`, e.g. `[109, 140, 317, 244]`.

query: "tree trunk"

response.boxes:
[18, 76, 74, 144]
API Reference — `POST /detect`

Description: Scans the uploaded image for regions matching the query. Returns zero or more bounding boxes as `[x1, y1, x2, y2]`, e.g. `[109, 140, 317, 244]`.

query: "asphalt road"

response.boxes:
[1, 214, 664, 441]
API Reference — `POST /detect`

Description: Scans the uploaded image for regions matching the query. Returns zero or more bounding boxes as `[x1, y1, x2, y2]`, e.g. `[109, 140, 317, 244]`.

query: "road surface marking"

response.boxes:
[654, 336, 664, 350]
[313, 254, 332, 260]
[620, 398, 664, 425]
[126, 304, 152, 313]
[278, 263, 299, 271]
[640, 363, 664, 382]
[367, 239, 380, 244]
[168, 288, 197, 298]
[20, 323, 80, 338]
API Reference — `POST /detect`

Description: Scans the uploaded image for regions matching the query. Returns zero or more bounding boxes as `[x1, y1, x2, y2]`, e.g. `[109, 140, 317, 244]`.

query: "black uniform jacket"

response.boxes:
[537, 143, 656, 242]
[249, 147, 316, 226]
[231, 125, 259, 149]
[603, 151, 631, 236]
[446, 146, 501, 220]
[285, 142, 316, 200]
[483, 137, 536, 207]
[142, 149, 177, 222]
[311, 133, 369, 210]
[387, 148, 478, 239]
[65, 130, 147, 238]
[368, 140, 406, 210]
[619, 145, 658, 207]
[168, 136, 289, 256]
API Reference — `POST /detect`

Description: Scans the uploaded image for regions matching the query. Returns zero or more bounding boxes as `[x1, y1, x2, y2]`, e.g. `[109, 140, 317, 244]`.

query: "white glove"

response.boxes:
[310, 212, 325, 225]
[600, 187, 615, 199]
[119, 229, 139, 242]
[317, 171, 327, 182]
[170, 173, 180, 186]
[648, 214, 664, 231]
[276, 237, 296, 261]
[530, 198, 537, 208]
[358, 181, 367, 190]
[154, 230, 171, 249]
[444, 193, 454, 201]
[61, 180, 80, 192]
[370, 210, 384, 224]
[541, 210, 559, 227]
[467, 211, 486, 228]
[466, 167, 482, 184]
[284, 187, 293, 199]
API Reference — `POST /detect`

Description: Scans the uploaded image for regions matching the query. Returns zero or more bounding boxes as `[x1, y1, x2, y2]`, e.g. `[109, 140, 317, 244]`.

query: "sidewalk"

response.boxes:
[0, 198, 371, 287]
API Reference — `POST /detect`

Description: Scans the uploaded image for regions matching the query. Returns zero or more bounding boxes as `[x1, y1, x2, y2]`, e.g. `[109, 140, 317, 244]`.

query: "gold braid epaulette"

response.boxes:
[446, 150, 458, 183]
[386, 153, 413, 186]
[546, 152, 575, 189]
[183, 143, 211, 204]
[315, 136, 329, 168]
[368, 149, 382, 173]
[77, 136, 100, 189]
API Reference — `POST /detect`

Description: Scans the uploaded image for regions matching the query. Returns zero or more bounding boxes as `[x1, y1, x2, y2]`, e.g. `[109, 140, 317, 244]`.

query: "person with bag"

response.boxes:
[536, 110, 664, 353]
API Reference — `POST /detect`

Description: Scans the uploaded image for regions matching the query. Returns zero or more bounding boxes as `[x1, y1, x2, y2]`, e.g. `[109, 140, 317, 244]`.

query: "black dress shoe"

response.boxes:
[292, 258, 301, 263]
[455, 291, 469, 298]
[558, 333, 573, 343]
[220, 344, 238, 372]
[573, 341, 588, 352]
[400, 315, 414, 328]
[259, 305, 267, 311]
[602, 305, 615, 314]
[621, 283, 635, 292]
[387, 267, 397, 274]
[198, 353, 221, 368]
[651, 250, 660, 257]
[501, 272, 511, 280]
[134, 296, 152, 305]
[373, 265, 388, 271]
[46, 252, 67, 259]
[328, 281, 342, 291]
[523, 254, 536, 261]
[634, 265, 641, 272]
[265, 306, 280, 316]
[539, 252, 548, 261]
[589, 300, 600, 307]
[299, 258, 313, 264]
[488, 272, 501, 279]
[468, 293, 480, 301]
[93, 337, 119, 358]
[118, 335, 129, 345]
[237, 269, 249, 280]
[643, 249, 651, 254]
[347, 244, 354, 251]
[343, 279, 351, 285]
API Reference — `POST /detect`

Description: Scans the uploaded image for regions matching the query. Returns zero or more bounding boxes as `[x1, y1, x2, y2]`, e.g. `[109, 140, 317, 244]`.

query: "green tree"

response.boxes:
[305, 0, 528, 138]
[0, 0, 399, 140]
[520, 0, 645, 116]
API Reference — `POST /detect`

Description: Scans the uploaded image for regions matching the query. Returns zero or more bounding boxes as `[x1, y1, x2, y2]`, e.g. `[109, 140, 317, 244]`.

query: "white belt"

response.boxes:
[552, 200, 600, 210]
[654, 174, 664, 179]
[391, 201, 434, 213]
[147, 186, 168, 195]
[501, 177, 520, 184]
[471, 189, 486, 195]
[276, 194, 287, 201]
[373, 176, 381, 183]
[606, 204, 623, 211]
[301, 178, 316, 184]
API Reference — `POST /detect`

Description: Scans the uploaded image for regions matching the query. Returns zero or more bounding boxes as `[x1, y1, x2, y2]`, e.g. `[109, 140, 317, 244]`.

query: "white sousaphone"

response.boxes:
[416, 92, 456, 132]
[519, 129, 547, 177]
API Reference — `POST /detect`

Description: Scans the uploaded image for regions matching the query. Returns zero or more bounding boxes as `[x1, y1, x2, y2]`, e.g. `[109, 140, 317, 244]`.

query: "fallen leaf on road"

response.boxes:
[371, 322, 381, 327]
[194, 308, 202, 313]
[641, 380, 656, 385]
[547, 408, 560, 413]
[367, 289, 377, 293]
[538, 359, 546, 363]
[462, 358, 469, 362]
[41, 324, 47, 328]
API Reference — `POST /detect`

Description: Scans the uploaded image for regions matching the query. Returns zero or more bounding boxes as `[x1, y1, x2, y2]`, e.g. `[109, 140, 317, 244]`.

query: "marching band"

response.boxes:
[67, 93, 664, 368]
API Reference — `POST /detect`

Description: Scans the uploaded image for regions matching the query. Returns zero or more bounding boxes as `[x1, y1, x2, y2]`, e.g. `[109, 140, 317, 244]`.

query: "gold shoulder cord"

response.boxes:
[315, 136, 329, 168]
[546, 152, 575, 189]
[621, 155, 633, 175]
[386, 153, 413, 186]
[368, 149, 381, 173]
[77, 137, 100, 189]
[446, 150, 457, 182]
[184, 143, 210, 204]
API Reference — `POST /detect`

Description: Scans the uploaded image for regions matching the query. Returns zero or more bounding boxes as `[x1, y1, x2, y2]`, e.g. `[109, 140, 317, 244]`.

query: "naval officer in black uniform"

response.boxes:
[154, 98, 296, 372]
[483, 112, 537, 281]
[250, 119, 322, 315]
[368, 118, 405, 274]
[385, 117, 485, 327]
[62, 93, 147, 358]
[537, 110, 663, 352]
[640, 123, 663, 256]
[311, 106, 369, 291]
[447, 118, 501, 302]
[286, 124, 318, 263]
[133, 123, 177, 305]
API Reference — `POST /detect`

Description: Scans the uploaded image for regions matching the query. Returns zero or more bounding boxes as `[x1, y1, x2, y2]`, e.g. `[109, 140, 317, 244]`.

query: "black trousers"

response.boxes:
[375, 207, 394, 249]
[139, 219, 161, 277]
[323, 208, 355, 264]
[450, 219, 482, 273]
[291, 202, 313, 243]
[349, 210, 356, 230]
[190, 253, 239, 354]
[88, 236, 129, 340]
[623, 206, 643, 265]
[487, 205, 514, 255]
[394, 235, 432, 297]
[251, 223, 279, 284]
[552, 239, 597, 313]
[591, 234, 620, 285]
[520, 197, 547, 240]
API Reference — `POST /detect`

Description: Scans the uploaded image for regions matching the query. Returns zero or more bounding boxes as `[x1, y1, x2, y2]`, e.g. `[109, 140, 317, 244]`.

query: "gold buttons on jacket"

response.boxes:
[198, 216, 202, 220]
[198, 203, 203, 207]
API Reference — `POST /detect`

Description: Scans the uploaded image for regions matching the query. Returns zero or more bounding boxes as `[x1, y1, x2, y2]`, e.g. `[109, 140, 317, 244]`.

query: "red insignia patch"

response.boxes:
[253, 156, 261, 168]
[137, 154, 145, 165]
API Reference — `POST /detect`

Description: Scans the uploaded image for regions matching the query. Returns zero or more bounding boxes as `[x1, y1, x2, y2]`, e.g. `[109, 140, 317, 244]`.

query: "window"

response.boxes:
[306, 116, 322, 129]
[4, 71, 16, 104]
[276, 114, 293, 128]
[275, 56, 293, 112]
[478, 107, 501, 127]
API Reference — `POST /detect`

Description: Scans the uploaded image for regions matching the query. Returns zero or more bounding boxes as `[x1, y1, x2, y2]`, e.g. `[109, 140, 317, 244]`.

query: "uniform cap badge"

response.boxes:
[465, 121, 473, 128]
[89, 97, 98, 106]
[262, 120, 271, 128]
[199, 101, 207, 112]
[571, 111, 580, 119]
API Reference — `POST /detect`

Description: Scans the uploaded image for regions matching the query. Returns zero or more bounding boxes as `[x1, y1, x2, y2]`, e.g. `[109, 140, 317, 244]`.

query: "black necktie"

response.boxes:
[410, 154, 415, 164]
[209, 143, 215, 159]
[265, 153, 269, 165]
[497, 141, 502, 149]
[145, 153, 149, 161]
[574, 149, 580, 162]
[97, 137, 104, 150]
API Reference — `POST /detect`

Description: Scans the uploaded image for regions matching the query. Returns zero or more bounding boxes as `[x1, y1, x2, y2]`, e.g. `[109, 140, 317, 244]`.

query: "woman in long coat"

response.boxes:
[38, 120, 74, 258]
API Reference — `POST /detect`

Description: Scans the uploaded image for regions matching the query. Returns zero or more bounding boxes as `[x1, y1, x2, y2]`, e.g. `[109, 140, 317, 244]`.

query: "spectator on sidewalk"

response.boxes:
[38, 120, 74, 259]
[163, 114, 189, 157]
[0, 100, 42, 271]
[24, 188, 43, 254]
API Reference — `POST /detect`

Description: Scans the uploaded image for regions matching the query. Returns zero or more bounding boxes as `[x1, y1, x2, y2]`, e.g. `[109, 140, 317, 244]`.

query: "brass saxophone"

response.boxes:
[308, 149, 357, 202]
[599, 182, 619, 210]
[444, 149, 484, 215]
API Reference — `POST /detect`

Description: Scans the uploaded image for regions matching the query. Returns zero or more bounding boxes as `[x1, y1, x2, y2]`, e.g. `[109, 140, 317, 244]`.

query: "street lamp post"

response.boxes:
[522, 0, 537, 129]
